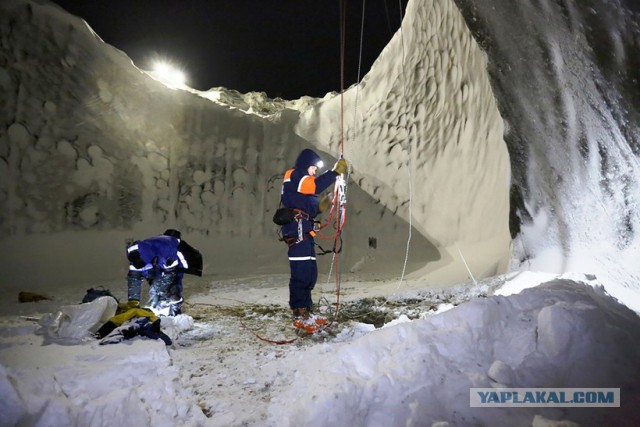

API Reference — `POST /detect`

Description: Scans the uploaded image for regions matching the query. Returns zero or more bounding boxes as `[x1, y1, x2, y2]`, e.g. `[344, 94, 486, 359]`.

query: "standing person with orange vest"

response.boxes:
[279, 148, 348, 332]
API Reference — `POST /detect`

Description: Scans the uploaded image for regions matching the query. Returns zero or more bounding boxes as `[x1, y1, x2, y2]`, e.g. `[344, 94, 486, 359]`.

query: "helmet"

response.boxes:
[163, 229, 182, 239]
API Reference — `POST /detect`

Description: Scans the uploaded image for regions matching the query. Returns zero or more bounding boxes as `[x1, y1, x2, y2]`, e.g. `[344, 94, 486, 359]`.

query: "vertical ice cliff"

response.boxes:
[453, 0, 640, 305]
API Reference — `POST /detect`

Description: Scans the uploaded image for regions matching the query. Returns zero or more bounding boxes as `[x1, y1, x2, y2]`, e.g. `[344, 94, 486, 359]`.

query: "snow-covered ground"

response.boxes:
[1, 272, 639, 426]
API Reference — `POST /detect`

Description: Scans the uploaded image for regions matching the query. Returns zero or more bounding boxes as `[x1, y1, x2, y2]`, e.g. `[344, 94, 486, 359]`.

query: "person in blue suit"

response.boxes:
[125, 229, 202, 316]
[279, 149, 348, 331]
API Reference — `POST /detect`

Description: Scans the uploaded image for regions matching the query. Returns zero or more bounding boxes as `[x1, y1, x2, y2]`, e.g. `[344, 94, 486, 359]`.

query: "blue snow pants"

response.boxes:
[127, 269, 183, 314]
[287, 237, 318, 310]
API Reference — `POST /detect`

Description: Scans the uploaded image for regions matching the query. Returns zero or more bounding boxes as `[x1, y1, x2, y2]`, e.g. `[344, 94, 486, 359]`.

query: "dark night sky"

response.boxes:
[50, 0, 407, 99]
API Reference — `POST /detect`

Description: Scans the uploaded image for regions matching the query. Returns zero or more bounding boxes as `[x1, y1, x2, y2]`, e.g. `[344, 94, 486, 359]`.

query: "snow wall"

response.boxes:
[0, 0, 510, 290]
[452, 0, 640, 306]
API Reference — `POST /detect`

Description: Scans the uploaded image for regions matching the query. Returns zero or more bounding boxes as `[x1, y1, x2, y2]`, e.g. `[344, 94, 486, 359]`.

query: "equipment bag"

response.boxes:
[178, 239, 204, 276]
[82, 287, 119, 304]
[273, 207, 296, 225]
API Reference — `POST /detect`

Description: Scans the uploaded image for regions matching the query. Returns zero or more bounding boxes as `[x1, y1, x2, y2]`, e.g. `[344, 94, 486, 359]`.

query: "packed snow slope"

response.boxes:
[1, 274, 639, 426]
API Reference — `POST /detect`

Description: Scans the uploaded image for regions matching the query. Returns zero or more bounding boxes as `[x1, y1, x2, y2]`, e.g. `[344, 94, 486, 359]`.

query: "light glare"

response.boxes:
[150, 60, 186, 88]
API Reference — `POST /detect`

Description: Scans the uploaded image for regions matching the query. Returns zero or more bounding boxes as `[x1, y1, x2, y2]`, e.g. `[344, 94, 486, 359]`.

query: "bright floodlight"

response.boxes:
[151, 60, 186, 88]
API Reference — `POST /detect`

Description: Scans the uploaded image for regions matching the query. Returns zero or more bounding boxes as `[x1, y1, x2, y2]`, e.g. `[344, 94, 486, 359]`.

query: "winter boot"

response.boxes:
[292, 307, 308, 322]
[310, 313, 328, 326]
[308, 307, 328, 326]
[292, 308, 324, 334]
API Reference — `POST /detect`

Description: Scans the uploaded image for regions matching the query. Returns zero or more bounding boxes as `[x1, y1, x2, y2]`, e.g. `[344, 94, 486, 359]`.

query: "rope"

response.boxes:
[340, 0, 346, 154]
[457, 246, 478, 285]
[396, 0, 413, 289]
[318, 0, 366, 322]
[353, 0, 366, 132]
[327, 0, 367, 319]
[240, 321, 299, 345]
[320, 0, 349, 322]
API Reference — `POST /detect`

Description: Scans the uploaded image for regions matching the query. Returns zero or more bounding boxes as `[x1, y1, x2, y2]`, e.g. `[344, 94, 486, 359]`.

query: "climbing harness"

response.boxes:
[275, 207, 321, 248]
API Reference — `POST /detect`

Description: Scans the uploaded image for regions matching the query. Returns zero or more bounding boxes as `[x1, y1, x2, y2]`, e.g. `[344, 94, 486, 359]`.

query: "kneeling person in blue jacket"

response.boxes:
[126, 229, 203, 316]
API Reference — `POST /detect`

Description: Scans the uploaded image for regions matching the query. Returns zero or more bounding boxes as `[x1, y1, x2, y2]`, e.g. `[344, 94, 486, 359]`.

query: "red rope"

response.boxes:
[329, 0, 348, 322]
[240, 321, 299, 345]
[340, 0, 346, 155]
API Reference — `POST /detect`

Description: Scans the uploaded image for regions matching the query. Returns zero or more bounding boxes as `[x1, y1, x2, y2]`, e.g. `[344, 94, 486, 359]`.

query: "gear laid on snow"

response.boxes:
[95, 307, 158, 338]
[18, 291, 52, 303]
[95, 307, 172, 345]
[118, 299, 140, 311]
[98, 316, 172, 346]
[82, 287, 118, 304]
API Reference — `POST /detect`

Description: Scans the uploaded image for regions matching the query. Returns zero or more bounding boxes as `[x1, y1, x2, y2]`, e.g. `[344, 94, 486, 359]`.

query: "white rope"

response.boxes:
[457, 246, 478, 285]
[397, 0, 413, 289]
[352, 0, 366, 133]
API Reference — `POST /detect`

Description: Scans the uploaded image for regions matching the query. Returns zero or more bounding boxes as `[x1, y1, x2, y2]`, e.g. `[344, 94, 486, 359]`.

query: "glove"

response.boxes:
[332, 158, 348, 175]
[319, 194, 332, 213]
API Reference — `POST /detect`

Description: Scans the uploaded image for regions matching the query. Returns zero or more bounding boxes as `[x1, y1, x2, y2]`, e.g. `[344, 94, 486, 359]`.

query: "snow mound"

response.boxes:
[266, 279, 640, 427]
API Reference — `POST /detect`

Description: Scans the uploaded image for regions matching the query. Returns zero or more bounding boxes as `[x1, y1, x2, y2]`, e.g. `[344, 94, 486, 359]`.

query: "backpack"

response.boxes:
[82, 287, 119, 304]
